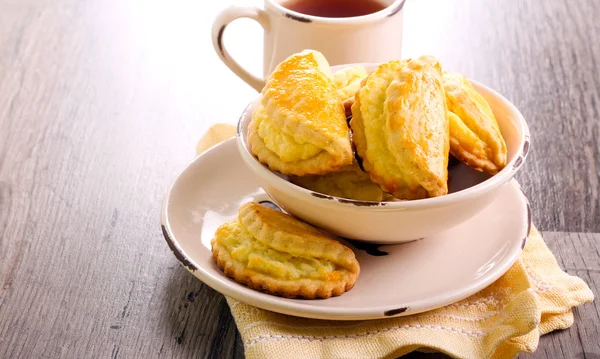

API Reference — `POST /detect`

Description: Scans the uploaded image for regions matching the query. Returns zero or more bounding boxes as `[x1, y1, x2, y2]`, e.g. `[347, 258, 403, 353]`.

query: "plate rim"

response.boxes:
[161, 138, 530, 320]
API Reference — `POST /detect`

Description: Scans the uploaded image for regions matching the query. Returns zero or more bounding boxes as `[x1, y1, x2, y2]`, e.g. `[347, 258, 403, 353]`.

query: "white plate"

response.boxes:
[161, 138, 530, 320]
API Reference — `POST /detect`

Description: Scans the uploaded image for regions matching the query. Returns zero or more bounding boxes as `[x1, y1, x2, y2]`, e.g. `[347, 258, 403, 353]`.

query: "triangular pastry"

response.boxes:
[443, 72, 507, 174]
[211, 202, 360, 299]
[350, 56, 450, 200]
[248, 50, 353, 176]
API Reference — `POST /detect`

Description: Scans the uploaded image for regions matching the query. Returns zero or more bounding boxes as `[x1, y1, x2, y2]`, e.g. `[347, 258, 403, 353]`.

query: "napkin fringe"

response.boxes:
[245, 323, 488, 348]
[238, 291, 532, 334]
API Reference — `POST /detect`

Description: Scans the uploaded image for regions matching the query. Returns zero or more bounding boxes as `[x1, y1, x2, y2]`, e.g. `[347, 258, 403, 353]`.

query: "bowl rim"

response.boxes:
[237, 62, 531, 211]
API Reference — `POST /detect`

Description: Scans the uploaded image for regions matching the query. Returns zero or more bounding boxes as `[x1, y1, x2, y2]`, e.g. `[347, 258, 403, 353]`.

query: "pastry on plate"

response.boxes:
[291, 162, 385, 201]
[443, 72, 507, 174]
[332, 65, 368, 117]
[211, 202, 360, 299]
[350, 56, 449, 200]
[248, 50, 353, 176]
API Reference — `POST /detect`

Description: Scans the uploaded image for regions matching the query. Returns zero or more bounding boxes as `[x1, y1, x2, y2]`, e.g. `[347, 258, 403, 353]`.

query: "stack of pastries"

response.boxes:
[211, 50, 508, 299]
[249, 49, 508, 202]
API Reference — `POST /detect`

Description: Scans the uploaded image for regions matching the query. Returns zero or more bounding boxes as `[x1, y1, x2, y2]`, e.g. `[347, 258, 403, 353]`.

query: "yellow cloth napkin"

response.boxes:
[196, 124, 594, 359]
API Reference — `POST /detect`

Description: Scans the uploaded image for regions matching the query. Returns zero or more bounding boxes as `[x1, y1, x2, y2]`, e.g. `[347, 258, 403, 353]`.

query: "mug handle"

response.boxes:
[211, 6, 270, 92]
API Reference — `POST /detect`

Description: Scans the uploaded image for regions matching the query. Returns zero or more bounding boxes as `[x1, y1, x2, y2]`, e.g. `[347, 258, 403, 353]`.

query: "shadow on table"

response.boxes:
[160, 265, 244, 358]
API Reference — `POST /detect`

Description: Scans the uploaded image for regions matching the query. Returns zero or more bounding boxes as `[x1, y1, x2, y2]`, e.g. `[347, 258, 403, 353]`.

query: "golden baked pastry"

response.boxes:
[291, 162, 384, 201]
[248, 50, 353, 176]
[443, 72, 507, 174]
[350, 56, 449, 200]
[211, 202, 360, 299]
[332, 65, 368, 117]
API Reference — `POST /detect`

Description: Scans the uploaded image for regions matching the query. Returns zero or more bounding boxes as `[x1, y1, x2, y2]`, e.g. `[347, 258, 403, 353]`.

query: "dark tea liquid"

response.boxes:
[282, 0, 388, 18]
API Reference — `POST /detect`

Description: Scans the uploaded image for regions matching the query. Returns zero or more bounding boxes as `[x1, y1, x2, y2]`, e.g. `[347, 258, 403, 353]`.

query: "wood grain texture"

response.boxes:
[0, 0, 598, 358]
[402, 0, 600, 233]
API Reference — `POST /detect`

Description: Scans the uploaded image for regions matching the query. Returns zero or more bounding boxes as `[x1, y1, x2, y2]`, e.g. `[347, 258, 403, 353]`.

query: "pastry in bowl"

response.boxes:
[211, 202, 360, 299]
[291, 162, 385, 202]
[332, 65, 368, 117]
[350, 56, 450, 200]
[443, 72, 508, 174]
[237, 60, 530, 242]
[248, 50, 353, 176]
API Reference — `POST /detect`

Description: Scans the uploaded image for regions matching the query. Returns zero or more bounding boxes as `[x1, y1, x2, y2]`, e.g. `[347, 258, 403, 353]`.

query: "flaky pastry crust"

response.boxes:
[211, 202, 360, 299]
[350, 56, 449, 200]
[443, 72, 507, 174]
[248, 50, 353, 176]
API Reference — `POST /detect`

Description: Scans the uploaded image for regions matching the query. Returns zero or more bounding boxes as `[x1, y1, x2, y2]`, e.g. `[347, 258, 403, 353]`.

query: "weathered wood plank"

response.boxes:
[0, 0, 248, 357]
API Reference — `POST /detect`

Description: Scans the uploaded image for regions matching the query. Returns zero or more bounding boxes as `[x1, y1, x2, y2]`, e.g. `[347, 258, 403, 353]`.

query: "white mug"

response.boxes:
[211, 0, 406, 91]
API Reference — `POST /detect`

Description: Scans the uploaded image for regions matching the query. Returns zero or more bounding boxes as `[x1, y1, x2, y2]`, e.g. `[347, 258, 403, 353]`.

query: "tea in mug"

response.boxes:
[282, 0, 388, 18]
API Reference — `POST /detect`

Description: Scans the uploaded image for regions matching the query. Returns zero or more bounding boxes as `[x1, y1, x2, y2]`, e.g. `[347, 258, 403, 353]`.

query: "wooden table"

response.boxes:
[1, 0, 598, 357]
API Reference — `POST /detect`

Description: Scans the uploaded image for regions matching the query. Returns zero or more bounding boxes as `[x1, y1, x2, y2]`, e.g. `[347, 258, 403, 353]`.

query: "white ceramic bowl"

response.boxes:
[237, 63, 530, 243]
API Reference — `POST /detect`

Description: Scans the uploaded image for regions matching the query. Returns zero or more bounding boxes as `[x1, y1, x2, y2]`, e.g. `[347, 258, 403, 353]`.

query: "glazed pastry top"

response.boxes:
[261, 50, 350, 160]
[248, 50, 353, 176]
